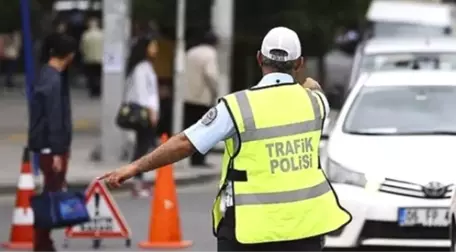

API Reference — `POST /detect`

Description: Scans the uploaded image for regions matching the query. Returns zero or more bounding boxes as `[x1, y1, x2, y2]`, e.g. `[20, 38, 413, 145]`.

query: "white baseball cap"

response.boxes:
[260, 27, 301, 62]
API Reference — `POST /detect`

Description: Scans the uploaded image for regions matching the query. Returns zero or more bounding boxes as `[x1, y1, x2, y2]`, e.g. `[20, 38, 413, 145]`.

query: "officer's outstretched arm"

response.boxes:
[132, 133, 196, 174]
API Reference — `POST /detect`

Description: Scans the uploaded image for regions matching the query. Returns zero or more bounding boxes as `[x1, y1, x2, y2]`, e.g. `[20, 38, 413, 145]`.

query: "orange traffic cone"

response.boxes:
[138, 134, 193, 249]
[2, 147, 35, 250]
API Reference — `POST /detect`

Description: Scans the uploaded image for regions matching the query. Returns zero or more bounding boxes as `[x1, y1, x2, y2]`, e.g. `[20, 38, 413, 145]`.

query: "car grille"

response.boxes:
[361, 221, 448, 239]
[379, 178, 453, 199]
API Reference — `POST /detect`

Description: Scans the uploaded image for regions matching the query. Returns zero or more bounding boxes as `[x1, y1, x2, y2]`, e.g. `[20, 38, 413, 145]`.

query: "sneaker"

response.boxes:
[137, 189, 150, 198]
[131, 180, 150, 198]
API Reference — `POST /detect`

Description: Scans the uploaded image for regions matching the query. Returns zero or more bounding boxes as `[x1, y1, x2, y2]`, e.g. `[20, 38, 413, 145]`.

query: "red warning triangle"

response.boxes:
[65, 180, 132, 239]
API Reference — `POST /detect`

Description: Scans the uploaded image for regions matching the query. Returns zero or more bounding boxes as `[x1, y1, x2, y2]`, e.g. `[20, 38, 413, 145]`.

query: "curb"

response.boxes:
[3, 125, 99, 143]
[0, 172, 219, 196]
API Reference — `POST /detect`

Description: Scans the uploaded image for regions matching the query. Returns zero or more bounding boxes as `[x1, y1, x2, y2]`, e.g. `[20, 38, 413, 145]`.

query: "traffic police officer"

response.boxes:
[100, 26, 352, 251]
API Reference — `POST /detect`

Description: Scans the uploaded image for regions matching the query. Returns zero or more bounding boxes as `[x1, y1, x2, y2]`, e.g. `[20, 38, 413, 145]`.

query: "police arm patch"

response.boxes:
[201, 107, 218, 126]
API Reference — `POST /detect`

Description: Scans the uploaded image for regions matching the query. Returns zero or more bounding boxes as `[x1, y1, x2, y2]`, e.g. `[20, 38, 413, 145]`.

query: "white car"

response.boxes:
[347, 37, 456, 95]
[324, 70, 456, 248]
[366, 0, 455, 38]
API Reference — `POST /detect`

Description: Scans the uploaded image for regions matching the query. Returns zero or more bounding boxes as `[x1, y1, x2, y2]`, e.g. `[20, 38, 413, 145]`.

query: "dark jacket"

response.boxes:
[28, 65, 72, 154]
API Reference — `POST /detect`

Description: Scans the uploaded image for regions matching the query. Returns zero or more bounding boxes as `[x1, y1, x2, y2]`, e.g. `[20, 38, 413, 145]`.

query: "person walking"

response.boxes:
[28, 34, 76, 252]
[183, 31, 219, 167]
[99, 26, 351, 251]
[40, 20, 71, 87]
[3, 29, 21, 89]
[80, 17, 103, 98]
[123, 34, 160, 197]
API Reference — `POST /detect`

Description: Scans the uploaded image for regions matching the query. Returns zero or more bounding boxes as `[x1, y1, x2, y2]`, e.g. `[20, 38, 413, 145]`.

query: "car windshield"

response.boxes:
[373, 22, 448, 37]
[359, 53, 456, 73]
[351, 53, 456, 87]
[343, 85, 456, 135]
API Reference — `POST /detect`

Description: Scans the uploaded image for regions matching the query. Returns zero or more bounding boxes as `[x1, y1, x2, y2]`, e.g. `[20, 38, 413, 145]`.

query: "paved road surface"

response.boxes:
[0, 179, 449, 252]
[0, 182, 218, 251]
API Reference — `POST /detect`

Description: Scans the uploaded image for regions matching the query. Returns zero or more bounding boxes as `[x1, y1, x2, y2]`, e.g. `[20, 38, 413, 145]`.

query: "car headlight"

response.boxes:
[325, 159, 367, 187]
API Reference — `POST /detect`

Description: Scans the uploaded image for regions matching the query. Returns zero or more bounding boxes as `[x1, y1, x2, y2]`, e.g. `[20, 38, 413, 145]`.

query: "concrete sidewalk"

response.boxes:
[0, 87, 340, 141]
[0, 88, 230, 151]
[0, 89, 100, 143]
[0, 88, 222, 195]
[0, 87, 338, 195]
[0, 136, 221, 195]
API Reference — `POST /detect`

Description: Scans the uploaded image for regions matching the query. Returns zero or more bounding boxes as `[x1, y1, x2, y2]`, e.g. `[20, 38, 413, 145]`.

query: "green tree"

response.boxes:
[232, 0, 370, 87]
[0, 0, 53, 33]
[131, 0, 212, 39]
[235, 0, 370, 56]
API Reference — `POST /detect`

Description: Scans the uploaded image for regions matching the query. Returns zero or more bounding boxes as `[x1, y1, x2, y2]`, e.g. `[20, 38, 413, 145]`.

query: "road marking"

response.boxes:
[3, 119, 98, 143]
[6, 133, 26, 142]
[73, 119, 98, 130]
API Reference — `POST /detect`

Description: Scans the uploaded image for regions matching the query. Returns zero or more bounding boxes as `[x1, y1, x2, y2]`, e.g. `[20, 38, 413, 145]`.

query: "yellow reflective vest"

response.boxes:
[212, 83, 351, 244]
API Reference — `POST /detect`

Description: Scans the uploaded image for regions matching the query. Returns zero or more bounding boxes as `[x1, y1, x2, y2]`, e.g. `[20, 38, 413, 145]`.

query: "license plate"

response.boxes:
[398, 207, 450, 227]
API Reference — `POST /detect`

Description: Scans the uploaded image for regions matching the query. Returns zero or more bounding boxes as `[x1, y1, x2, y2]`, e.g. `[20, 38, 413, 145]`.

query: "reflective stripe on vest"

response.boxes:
[236, 180, 331, 206]
[232, 89, 330, 206]
[234, 90, 323, 142]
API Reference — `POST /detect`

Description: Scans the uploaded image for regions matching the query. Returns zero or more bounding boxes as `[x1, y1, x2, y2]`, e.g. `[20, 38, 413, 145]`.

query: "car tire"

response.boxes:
[451, 216, 456, 252]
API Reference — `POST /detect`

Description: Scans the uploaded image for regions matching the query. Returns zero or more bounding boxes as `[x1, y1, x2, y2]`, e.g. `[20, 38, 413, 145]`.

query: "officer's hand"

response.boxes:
[97, 165, 137, 188]
[302, 77, 322, 91]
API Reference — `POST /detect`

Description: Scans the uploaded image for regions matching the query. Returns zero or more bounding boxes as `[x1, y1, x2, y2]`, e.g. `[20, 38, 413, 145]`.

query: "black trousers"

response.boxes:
[84, 63, 102, 97]
[184, 102, 210, 165]
[217, 236, 323, 251]
[157, 98, 172, 136]
[131, 127, 156, 179]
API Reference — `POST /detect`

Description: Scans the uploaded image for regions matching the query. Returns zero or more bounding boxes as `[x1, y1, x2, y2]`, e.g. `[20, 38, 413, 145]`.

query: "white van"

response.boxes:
[53, 0, 101, 11]
[348, 37, 456, 91]
[366, 0, 455, 37]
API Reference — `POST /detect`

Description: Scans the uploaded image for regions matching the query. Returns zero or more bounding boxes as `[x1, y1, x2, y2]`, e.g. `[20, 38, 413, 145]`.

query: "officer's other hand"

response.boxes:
[52, 155, 63, 172]
[302, 77, 322, 91]
[97, 164, 137, 188]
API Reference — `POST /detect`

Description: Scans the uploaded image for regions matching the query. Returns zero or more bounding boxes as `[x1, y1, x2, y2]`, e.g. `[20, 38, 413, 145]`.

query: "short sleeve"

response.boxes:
[183, 102, 236, 154]
[130, 64, 160, 112]
[131, 66, 148, 106]
[146, 69, 160, 113]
